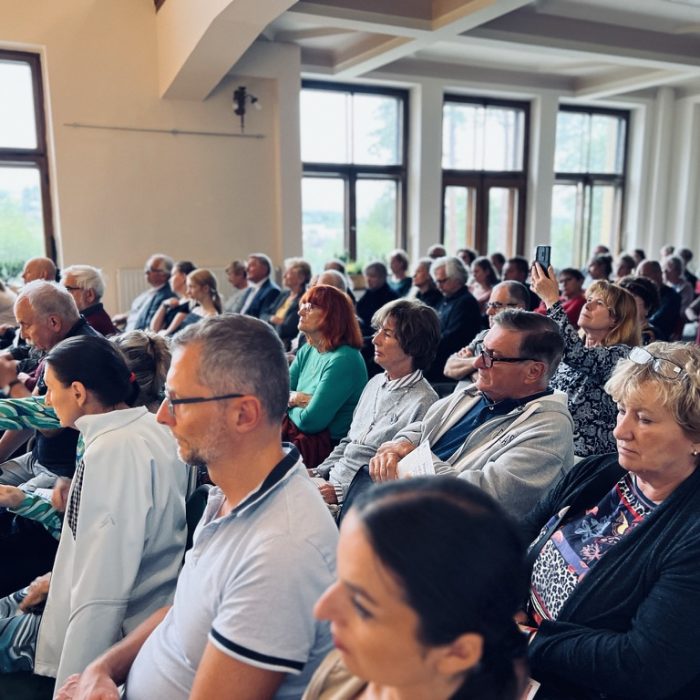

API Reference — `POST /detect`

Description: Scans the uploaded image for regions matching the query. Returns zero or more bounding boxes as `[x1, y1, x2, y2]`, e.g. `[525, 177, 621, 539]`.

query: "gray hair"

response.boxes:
[172, 315, 289, 423]
[62, 264, 106, 300]
[112, 331, 171, 413]
[314, 270, 347, 292]
[491, 310, 564, 382]
[664, 255, 685, 275]
[249, 253, 273, 276]
[430, 256, 468, 285]
[364, 261, 388, 279]
[16, 280, 79, 323]
[148, 254, 174, 274]
[494, 281, 530, 309]
[284, 257, 312, 285]
[372, 299, 440, 371]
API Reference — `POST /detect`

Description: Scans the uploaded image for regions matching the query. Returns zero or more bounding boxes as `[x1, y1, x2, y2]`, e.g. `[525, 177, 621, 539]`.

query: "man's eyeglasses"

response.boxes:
[144, 267, 166, 274]
[63, 285, 82, 292]
[486, 302, 520, 311]
[434, 277, 449, 286]
[628, 346, 684, 380]
[163, 392, 244, 417]
[479, 347, 537, 368]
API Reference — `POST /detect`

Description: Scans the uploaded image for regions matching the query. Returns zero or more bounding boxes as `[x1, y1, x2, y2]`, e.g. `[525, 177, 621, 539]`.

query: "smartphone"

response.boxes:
[535, 245, 551, 272]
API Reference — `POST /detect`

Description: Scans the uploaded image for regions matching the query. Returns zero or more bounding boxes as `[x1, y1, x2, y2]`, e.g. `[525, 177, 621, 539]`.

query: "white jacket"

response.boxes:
[33, 407, 189, 688]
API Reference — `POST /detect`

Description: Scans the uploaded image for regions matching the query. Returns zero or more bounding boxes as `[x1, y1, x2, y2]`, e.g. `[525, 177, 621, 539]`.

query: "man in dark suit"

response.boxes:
[114, 254, 176, 331]
[238, 253, 280, 319]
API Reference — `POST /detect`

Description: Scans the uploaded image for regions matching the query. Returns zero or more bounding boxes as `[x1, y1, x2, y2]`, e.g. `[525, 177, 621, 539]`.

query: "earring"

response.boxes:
[693, 449, 699, 457]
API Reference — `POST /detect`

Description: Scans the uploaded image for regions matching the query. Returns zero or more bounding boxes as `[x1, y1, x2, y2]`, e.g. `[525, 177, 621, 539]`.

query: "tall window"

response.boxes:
[0, 51, 53, 279]
[550, 106, 628, 270]
[442, 96, 529, 257]
[300, 81, 407, 272]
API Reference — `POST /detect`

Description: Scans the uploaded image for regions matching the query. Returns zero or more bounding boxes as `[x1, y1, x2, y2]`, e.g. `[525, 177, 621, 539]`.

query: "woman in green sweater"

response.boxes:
[286, 284, 367, 467]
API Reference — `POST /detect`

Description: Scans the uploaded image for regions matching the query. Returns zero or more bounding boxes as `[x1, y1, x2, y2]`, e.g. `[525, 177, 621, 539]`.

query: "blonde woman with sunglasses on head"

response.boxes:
[519, 342, 700, 700]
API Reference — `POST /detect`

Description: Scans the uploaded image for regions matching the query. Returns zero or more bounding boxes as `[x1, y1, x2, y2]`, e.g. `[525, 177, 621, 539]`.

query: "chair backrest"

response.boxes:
[185, 483, 211, 552]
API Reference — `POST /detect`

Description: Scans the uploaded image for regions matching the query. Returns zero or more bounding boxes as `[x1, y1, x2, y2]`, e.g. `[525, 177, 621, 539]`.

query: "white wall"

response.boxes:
[0, 0, 300, 311]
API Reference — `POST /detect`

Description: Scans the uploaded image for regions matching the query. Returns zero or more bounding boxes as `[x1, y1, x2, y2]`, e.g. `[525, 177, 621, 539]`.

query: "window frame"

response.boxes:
[441, 94, 530, 256]
[553, 104, 629, 263]
[0, 50, 56, 261]
[301, 80, 409, 262]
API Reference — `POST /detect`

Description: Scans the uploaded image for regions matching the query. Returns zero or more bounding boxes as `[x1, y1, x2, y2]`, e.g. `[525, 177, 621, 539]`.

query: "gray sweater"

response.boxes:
[317, 372, 437, 501]
[394, 385, 575, 519]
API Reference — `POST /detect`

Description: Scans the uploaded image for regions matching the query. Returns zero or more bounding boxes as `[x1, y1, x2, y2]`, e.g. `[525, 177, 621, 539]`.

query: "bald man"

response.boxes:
[21, 257, 57, 284]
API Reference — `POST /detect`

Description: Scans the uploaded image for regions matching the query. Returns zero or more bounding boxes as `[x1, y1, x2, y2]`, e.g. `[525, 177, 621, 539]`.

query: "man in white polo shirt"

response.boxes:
[56, 315, 338, 700]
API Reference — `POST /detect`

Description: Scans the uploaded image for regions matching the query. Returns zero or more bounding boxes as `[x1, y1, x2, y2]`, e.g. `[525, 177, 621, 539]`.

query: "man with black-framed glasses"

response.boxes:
[58, 315, 338, 700]
[367, 310, 575, 519]
[444, 280, 530, 383]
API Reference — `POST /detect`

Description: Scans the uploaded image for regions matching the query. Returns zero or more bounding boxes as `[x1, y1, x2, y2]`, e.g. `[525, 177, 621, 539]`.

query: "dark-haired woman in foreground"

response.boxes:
[303, 477, 528, 700]
[0, 335, 188, 693]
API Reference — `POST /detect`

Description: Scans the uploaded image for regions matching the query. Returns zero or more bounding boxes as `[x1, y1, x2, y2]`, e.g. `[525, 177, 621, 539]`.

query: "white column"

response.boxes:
[525, 92, 559, 254]
[407, 79, 444, 260]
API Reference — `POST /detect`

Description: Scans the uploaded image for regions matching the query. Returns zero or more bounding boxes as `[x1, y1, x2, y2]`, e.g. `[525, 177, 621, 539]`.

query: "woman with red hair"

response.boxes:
[285, 284, 367, 467]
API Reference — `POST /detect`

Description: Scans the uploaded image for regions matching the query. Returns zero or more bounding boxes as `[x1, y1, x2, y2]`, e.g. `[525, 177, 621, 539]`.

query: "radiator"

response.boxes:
[116, 267, 233, 312]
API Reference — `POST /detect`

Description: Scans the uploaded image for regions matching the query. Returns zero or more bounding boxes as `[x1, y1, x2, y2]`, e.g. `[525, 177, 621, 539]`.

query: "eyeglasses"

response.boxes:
[434, 277, 449, 286]
[144, 267, 166, 274]
[486, 302, 521, 311]
[299, 302, 320, 314]
[63, 285, 82, 292]
[479, 347, 537, 368]
[163, 392, 244, 417]
[628, 346, 685, 380]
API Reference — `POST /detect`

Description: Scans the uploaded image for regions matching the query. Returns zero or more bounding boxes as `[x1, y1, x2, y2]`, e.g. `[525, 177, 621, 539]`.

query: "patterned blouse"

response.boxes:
[529, 472, 655, 622]
[546, 302, 631, 457]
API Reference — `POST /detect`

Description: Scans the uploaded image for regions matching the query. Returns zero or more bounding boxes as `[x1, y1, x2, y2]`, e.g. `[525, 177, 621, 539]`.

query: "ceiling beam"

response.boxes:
[574, 67, 690, 100]
[333, 0, 532, 78]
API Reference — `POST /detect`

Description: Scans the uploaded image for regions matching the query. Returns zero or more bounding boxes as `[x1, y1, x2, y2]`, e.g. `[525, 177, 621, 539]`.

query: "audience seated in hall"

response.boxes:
[355, 262, 398, 335]
[617, 275, 661, 346]
[0, 335, 188, 694]
[21, 257, 57, 285]
[502, 255, 541, 310]
[285, 285, 368, 468]
[663, 254, 694, 316]
[113, 254, 176, 332]
[387, 249, 412, 297]
[150, 260, 196, 335]
[222, 259, 248, 313]
[532, 268, 640, 458]
[238, 253, 280, 320]
[468, 256, 500, 316]
[637, 259, 682, 341]
[409, 257, 442, 309]
[268, 258, 311, 351]
[426, 256, 481, 382]
[444, 280, 530, 384]
[521, 342, 700, 700]
[364, 310, 574, 520]
[56, 315, 338, 700]
[60, 265, 117, 336]
[534, 267, 586, 329]
[311, 298, 439, 510]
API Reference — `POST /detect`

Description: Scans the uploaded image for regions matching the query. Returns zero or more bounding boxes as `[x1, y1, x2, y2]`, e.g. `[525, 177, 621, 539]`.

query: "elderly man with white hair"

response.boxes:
[113, 254, 176, 331]
[61, 265, 117, 336]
